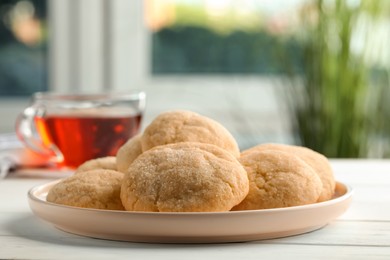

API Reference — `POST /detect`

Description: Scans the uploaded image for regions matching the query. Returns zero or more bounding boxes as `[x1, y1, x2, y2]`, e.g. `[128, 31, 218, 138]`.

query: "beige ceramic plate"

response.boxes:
[28, 181, 352, 243]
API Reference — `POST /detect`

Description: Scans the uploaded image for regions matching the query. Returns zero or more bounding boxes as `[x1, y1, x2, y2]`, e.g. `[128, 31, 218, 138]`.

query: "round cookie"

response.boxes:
[232, 150, 323, 210]
[47, 169, 125, 210]
[116, 134, 143, 173]
[75, 156, 117, 174]
[120, 142, 249, 212]
[141, 110, 240, 157]
[241, 143, 335, 202]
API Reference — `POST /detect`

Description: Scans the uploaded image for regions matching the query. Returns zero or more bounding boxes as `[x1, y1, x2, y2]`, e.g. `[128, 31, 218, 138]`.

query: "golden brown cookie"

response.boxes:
[120, 142, 249, 212]
[47, 169, 125, 210]
[75, 156, 117, 174]
[241, 143, 335, 202]
[232, 150, 323, 210]
[116, 134, 143, 173]
[141, 110, 240, 157]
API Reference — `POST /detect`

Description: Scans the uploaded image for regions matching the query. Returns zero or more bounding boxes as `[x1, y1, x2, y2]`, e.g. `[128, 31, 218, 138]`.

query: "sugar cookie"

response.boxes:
[47, 169, 125, 210]
[242, 143, 335, 202]
[116, 134, 143, 173]
[233, 150, 322, 210]
[120, 142, 249, 212]
[75, 156, 117, 174]
[141, 110, 240, 157]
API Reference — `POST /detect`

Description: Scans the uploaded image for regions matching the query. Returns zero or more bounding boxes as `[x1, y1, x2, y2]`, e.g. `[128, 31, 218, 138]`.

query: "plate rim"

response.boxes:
[27, 180, 353, 243]
[28, 179, 353, 216]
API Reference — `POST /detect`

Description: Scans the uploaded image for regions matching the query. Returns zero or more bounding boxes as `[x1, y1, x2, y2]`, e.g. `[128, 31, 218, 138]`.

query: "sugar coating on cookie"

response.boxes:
[116, 134, 143, 173]
[47, 169, 125, 210]
[241, 143, 335, 202]
[75, 156, 117, 174]
[141, 110, 240, 157]
[232, 150, 323, 210]
[120, 142, 249, 212]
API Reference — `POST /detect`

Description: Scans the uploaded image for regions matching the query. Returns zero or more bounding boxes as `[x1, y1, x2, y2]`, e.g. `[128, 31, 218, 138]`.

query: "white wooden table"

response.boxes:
[1, 160, 389, 260]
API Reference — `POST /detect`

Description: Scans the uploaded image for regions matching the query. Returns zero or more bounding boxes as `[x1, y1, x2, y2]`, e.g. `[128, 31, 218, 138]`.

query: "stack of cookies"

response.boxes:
[47, 110, 335, 212]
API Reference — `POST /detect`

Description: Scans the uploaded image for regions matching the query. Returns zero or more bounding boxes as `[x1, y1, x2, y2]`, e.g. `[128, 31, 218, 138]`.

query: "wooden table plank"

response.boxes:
[1, 212, 389, 246]
[1, 236, 390, 260]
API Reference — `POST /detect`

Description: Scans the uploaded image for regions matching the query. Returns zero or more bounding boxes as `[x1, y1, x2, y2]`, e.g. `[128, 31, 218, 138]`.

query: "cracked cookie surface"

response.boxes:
[241, 143, 335, 202]
[120, 142, 249, 212]
[141, 110, 240, 157]
[47, 169, 125, 210]
[232, 150, 323, 210]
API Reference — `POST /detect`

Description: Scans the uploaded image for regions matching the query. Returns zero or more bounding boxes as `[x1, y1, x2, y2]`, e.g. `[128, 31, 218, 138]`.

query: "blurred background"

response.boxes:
[0, 0, 389, 158]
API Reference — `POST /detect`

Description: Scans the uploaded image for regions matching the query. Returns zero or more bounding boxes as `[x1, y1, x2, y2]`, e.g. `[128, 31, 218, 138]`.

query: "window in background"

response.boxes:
[0, 0, 47, 96]
[147, 0, 304, 75]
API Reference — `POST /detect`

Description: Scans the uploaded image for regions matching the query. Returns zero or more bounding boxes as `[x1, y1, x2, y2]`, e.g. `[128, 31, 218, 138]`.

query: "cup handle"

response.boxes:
[15, 105, 64, 163]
